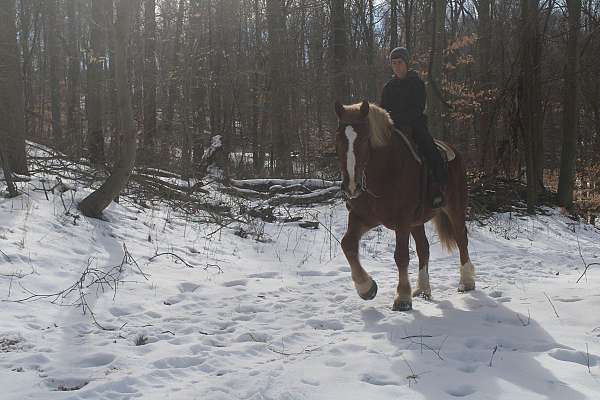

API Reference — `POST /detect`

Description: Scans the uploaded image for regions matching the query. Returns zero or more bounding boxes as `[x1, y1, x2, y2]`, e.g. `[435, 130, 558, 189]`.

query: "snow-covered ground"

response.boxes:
[1, 175, 600, 400]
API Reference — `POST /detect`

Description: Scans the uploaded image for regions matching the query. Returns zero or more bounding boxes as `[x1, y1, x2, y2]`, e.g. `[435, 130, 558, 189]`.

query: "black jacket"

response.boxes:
[380, 70, 426, 129]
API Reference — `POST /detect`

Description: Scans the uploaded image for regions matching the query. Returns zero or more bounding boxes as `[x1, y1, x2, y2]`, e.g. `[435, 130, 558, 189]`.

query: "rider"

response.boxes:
[380, 46, 448, 208]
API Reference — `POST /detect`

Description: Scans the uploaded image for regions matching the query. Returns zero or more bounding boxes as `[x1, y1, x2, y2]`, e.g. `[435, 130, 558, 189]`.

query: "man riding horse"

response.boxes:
[380, 47, 448, 208]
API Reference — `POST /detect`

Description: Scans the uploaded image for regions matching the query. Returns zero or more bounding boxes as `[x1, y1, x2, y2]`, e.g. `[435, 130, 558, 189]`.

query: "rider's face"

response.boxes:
[391, 58, 407, 78]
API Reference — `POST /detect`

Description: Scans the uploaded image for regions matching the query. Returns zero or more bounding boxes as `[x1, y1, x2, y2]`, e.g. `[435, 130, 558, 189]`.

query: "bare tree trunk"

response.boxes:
[66, 0, 81, 155]
[143, 0, 157, 163]
[0, 0, 28, 175]
[390, 0, 398, 49]
[519, 0, 543, 213]
[161, 0, 186, 162]
[330, 0, 347, 102]
[87, 0, 106, 166]
[79, 0, 138, 218]
[403, 0, 413, 53]
[46, 0, 62, 144]
[267, 0, 291, 176]
[477, 0, 495, 175]
[252, 0, 264, 174]
[558, 0, 581, 208]
[427, 0, 446, 139]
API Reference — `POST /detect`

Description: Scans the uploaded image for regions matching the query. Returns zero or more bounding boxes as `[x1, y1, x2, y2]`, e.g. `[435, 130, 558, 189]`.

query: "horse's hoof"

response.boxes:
[392, 299, 412, 311]
[359, 280, 378, 300]
[458, 282, 475, 292]
[412, 288, 432, 299]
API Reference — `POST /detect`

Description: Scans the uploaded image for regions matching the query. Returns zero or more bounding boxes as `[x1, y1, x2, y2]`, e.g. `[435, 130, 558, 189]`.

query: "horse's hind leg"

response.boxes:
[393, 229, 412, 311]
[341, 211, 378, 300]
[411, 225, 431, 299]
[449, 210, 475, 292]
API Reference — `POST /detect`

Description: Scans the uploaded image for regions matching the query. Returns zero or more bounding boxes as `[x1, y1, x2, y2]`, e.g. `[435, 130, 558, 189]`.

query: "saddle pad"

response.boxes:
[434, 139, 456, 162]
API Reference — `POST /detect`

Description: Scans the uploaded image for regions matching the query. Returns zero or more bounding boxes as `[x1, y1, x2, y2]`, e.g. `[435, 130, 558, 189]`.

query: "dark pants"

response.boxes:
[403, 119, 448, 186]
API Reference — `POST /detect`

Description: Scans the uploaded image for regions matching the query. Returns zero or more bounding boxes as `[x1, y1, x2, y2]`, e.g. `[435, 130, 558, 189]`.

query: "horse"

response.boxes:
[334, 100, 475, 311]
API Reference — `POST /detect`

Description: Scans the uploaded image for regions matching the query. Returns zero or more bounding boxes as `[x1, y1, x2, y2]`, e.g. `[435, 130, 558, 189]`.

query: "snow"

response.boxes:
[1, 175, 600, 399]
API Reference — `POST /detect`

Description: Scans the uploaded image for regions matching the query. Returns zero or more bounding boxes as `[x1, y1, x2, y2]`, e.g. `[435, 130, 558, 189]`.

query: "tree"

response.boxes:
[267, 0, 291, 176]
[427, 0, 446, 139]
[46, 0, 63, 144]
[87, 0, 107, 166]
[330, 0, 348, 102]
[66, 0, 81, 154]
[142, 0, 157, 163]
[476, 0, 495, 175]
[558, 0, 582, 208]
[79, 0, 139, 218]
[0, 0, 28, 175]
[390, 0, 398, 50]
[519, 0, 544, 213]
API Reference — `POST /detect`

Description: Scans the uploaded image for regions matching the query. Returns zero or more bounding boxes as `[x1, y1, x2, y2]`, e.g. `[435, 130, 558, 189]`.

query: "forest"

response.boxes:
[0, 0, 599, 217]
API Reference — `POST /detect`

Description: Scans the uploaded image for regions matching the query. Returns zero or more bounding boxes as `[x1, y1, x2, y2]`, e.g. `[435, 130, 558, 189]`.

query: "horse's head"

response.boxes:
[334, 100, 371, 199]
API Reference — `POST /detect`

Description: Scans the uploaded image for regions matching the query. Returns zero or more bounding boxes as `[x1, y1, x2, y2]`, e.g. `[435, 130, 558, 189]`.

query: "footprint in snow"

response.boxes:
[301, 378, 320, 386]
[360, 373, 399, 386]
[554, 297, 583, 303]
[548, 349, 599, 367]
[77, 352, 115, 368]
[177, 282, 202, 293]
[306, 319, 344, 331]
[222, 279, 247, 287]
[446, 385, 477, 397]
[247, 272, 279, 279]
[324, 359, 346, 367]
[152, 356, 206, 369]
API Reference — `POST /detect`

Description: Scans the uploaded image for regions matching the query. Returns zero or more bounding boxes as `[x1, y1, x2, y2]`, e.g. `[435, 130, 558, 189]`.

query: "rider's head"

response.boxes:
[390, 47, 409, 79]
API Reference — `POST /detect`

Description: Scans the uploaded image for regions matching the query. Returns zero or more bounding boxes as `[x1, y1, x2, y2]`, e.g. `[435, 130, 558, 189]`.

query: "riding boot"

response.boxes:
[410, 122, 448, 208]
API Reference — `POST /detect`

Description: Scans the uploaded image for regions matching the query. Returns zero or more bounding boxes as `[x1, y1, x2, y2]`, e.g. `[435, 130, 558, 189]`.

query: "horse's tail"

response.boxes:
[433, 210, 457, 253]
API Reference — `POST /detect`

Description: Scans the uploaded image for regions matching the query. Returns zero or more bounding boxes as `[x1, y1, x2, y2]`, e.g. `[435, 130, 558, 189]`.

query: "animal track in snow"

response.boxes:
[222, 279, 248, 287]
[152, 356, 206, 369]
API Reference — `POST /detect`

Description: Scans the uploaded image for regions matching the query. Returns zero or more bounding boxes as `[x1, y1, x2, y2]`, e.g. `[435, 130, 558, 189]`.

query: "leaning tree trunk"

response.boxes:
[0, 0, 28, 175]
[557, 0, 581, 208]
[79, 0, 138, 218]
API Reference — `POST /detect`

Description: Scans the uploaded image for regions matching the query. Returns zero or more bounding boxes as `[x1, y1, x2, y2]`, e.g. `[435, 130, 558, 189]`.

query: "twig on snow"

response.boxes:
[489, 345, 498, 367]
[543, 292, 560, 318]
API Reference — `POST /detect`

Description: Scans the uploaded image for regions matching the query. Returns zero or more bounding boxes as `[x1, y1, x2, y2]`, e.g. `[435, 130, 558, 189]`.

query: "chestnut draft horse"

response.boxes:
[334, 100, 475, 311]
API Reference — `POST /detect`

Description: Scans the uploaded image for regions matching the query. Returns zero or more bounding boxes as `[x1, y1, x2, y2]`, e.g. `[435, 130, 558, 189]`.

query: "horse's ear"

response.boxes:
[360, 100, 369, 117]
[334, 100, 344, 119]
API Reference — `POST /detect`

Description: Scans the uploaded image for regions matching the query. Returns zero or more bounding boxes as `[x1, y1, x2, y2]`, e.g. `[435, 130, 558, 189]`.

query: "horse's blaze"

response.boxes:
[345, 126, 358, 194]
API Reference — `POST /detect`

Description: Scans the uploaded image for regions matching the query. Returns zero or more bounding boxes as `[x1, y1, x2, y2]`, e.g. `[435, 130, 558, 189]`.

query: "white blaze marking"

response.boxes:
[345, 126, 358, 193]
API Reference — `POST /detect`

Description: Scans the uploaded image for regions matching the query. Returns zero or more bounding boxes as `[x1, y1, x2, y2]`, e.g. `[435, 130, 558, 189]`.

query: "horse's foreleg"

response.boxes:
[393, 230, 412, 311]
[411, 225, 431, 299]
[341, 212, 377, 300]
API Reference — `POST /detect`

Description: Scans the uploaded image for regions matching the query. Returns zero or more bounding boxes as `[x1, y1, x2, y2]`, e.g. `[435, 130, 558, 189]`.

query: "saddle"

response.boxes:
[393, 128, 454, 210]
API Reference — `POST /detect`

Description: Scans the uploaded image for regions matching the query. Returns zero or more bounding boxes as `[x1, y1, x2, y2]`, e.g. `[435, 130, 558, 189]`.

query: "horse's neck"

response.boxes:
[367, 140, 418, 191]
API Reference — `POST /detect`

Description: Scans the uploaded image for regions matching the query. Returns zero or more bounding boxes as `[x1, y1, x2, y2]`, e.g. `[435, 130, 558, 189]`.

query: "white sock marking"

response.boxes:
[345, 126, 358, 193]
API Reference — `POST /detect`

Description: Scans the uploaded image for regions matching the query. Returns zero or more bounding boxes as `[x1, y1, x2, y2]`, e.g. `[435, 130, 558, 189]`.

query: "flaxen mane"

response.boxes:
[345, 102, 393, 148]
